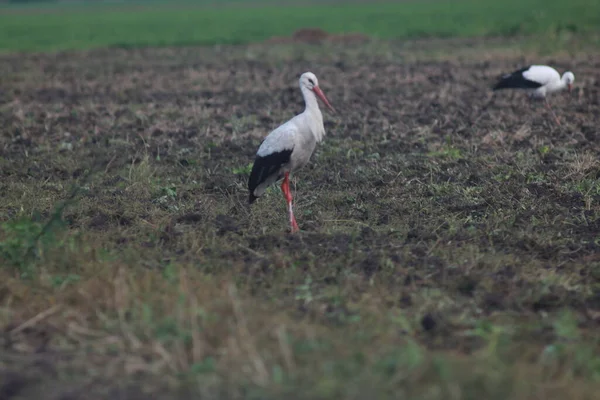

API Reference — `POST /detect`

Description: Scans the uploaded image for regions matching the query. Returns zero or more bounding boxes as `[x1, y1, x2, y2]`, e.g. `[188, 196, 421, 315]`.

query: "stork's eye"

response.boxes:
[308, 78, 315, 85]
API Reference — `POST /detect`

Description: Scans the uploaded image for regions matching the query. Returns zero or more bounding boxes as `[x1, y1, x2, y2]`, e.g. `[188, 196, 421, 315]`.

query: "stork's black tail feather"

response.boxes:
[492, 77, 514, 91]
[247, 149, 293, 205]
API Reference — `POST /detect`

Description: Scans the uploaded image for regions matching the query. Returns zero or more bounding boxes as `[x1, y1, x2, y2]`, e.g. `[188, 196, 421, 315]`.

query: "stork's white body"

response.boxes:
[521, 66, 570, 99]
[252, 92, 325, 198]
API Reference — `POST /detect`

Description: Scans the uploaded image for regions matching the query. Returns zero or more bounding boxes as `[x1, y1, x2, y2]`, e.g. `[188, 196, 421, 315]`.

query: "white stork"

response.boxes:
[492, 65, 575, 126]
[248, 72, 335, 233]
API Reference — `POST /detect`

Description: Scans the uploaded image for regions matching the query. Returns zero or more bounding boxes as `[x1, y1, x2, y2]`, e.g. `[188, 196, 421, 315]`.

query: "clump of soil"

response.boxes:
[266, 27, 370, 45]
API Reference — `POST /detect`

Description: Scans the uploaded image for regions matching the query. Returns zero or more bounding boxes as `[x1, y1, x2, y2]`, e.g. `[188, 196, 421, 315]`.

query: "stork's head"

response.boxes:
[299, 72, 336, 113]
[563, 71, 575, 92]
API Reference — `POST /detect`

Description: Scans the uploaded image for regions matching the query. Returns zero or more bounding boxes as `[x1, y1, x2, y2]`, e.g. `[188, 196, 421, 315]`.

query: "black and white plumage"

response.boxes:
[493, 65, 575, 126]
[248, 149, 293, 204]
[248, 71, 335, 233]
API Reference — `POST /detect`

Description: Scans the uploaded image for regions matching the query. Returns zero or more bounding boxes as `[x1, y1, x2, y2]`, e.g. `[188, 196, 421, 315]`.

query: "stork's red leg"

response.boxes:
[545, 99, 561, 126]
[281, 172, 299, 233]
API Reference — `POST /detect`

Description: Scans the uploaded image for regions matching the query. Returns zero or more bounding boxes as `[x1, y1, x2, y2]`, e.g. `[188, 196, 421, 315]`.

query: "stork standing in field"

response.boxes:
[492, 65, 575, 126]
[248, 72, 335, 234]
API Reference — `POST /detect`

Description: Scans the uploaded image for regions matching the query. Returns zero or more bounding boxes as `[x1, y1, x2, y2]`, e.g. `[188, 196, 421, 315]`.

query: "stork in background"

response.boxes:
[248, 72, 335, 233]
[492, 65, 575, 126]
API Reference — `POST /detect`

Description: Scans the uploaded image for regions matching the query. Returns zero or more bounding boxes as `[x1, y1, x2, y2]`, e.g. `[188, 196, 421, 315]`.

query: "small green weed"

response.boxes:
[0, 213, 66, 277]
[232, 163, 253, 176]
[428, 146, 463, 160]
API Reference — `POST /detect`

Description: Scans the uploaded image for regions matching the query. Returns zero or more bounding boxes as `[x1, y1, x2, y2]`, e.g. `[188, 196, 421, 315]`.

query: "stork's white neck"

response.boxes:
[547, 75, 570, 94]
[300, 85, 325, 142]
[301, 85, 320, 113]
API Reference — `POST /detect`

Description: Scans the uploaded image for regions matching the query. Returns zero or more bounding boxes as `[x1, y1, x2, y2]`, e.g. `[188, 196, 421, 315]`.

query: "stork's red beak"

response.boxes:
[313, 86, 336, 114]
[568, 83, 573, 93]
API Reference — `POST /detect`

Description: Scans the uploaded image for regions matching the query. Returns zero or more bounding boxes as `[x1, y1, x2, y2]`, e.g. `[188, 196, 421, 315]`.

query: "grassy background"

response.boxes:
[1, 0, 599, 52]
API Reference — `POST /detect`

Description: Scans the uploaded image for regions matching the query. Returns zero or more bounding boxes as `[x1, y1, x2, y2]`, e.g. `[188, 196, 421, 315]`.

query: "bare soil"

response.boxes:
[0, 41, 599, 399]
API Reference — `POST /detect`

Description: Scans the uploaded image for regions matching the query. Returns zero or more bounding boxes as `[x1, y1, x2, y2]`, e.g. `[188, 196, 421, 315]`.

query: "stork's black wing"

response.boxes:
[492, 66, 543, 91]
[248, 149, 293, 204]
